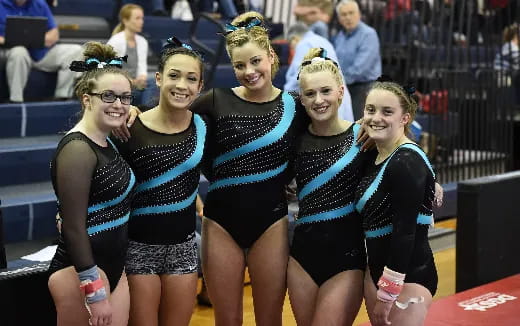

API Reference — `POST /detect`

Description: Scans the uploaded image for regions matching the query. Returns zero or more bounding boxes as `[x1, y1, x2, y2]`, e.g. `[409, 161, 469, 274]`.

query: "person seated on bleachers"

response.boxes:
[494, 23, 519, 105]
[292, 0, 333, 38]
[108, 3, 158, 109]
[0, 0, 82, 103]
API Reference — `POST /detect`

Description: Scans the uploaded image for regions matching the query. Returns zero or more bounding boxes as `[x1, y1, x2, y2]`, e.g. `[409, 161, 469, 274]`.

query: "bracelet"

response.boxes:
[85, 286, 107, 304]
[377, 266, 406, 297]
[77, 265, 107, 304]
[80, 278, 104, 295]
[377, 276, 403, 295]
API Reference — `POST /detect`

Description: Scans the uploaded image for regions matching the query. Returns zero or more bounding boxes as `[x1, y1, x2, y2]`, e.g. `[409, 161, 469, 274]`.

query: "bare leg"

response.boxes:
[110, 272, 130, 326]
[202, 217, 246, 326]
[247, 217, 289, 326]
[388, 283, 433, 326]
[48, 266, 129, 326]
[127, 274, 162, 326]
[159, 272, 198, 326]
[287, 257, 318, 326]
[311, 270, 364, 326]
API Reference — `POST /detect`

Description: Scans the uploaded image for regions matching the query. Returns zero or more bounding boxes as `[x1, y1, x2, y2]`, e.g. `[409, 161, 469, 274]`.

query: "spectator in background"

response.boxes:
[333, 0, 381, 120]
[0, 0, 82, 103]
[285, 22, 353, 122]
[494, 23, 519, 105]
[108, 3, 158, 109]
[292, 0, 333, 38]
[494, 22, 519, 72]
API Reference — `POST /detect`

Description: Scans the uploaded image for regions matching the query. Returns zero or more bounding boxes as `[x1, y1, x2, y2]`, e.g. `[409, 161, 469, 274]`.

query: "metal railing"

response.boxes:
[366, 0, 519, 183]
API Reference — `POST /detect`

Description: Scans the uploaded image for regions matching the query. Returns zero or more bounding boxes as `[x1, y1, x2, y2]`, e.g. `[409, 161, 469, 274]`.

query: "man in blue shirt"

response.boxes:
[333, 0, 381, 119]
[284, 22, 353, 122]
[0, 0, 82, 102]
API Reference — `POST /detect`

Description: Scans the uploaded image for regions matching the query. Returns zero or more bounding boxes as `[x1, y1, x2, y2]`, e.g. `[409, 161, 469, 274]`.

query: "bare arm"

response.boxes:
[45, 27, 59, 48]
[0, 36, 4, 45]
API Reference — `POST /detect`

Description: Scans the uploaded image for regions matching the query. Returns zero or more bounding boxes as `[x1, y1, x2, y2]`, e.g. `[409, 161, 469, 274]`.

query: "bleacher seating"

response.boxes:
[0, 0, 293, 245]
[0, 101, 81, 243]
[52, 0, 117, 19]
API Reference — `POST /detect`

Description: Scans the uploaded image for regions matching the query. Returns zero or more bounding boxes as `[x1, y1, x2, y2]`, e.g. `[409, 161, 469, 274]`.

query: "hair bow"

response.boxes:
[161, 36, 204, 60]
[319, 48, 328, 58]
[222, 17, 264, 35]
[69, 55, 128, 72]
[376, 75, 393, 83]
[297, 51, 339, 80]
[377, 75, 416, 96]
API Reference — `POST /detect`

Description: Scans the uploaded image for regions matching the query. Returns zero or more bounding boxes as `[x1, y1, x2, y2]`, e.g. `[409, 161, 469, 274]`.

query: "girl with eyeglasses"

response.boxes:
[109, 37, 207, 326]
[47, 42, 135, 326]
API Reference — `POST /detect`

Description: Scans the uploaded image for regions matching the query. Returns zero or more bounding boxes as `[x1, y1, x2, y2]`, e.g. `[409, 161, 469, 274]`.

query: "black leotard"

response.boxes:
[355, 143, 438, 295]
[48, 132, 135, 291]
[290, 124, 369, 286]
[191, 88, 308, 248]
[110, 113, 207, 245]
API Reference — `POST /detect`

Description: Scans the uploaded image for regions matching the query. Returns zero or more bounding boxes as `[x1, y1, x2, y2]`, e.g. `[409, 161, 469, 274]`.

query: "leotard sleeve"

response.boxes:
[55, 139, 97, 272]
[385, 149, 429, 273]
[190, 88, 215, 116]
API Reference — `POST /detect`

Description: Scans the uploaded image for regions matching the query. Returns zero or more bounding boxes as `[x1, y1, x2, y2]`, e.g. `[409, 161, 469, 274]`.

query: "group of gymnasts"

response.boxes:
[46, 10, 442, 326]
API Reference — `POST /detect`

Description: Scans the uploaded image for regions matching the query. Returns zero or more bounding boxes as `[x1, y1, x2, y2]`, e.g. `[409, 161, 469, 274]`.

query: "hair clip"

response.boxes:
[69, 55, 127, 72]
[161, 36, 205, 60]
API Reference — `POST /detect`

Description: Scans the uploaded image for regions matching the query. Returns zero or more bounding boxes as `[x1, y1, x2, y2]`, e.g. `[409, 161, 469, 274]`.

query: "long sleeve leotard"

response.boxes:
[48, 132, 135, 291]
[355, 143, 438, 295]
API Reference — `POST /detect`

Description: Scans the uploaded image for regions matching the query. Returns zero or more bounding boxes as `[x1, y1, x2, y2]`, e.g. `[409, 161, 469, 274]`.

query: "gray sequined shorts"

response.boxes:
[125, 233, 198, 275]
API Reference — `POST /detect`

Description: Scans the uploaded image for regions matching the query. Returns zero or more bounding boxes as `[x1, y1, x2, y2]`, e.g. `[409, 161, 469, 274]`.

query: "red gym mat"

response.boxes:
[360, 274, 520, 325]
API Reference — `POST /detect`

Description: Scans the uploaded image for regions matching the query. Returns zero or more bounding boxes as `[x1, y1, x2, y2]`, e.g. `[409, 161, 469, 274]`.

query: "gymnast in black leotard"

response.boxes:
[192, 88, 306, 248]
[117, 16, 308, 323]
[110, 38, 207, 326]
[355, 79, 438, 326]
[190, 12, 309, 326]
[287, 47, 369, 326]
[47, 42, 134, 326]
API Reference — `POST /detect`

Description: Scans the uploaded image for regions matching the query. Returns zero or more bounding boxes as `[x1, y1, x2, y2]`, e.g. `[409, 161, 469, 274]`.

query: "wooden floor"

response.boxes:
[190, 219, 457, 325]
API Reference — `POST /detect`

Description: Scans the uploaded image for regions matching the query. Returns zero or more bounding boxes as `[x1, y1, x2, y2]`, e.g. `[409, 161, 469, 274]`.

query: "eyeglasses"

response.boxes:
[87, 91, 133, 105]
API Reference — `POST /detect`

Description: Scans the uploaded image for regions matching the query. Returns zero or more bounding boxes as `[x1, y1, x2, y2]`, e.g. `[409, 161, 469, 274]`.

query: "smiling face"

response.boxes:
[299, 70, 344, 124]
[231, 41, 275, 92]
[156, 54, 203, 110]
[82, 73, 132, 131]
[363, 89, 410, 143]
